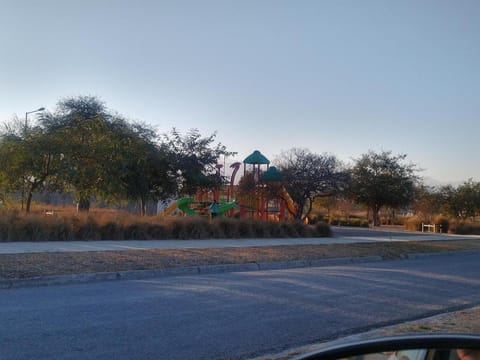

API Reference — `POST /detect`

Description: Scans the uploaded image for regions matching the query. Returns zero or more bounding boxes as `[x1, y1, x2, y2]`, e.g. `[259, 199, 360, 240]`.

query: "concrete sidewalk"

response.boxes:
[0, 227, 476, 254]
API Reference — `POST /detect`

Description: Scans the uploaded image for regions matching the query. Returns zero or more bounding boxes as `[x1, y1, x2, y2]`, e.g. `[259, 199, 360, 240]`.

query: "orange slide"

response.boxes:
[281, 187, 297, 217]
[160, 201, 178, 216]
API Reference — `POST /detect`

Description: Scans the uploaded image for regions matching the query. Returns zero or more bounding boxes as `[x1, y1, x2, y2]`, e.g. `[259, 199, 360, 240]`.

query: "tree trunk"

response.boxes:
[25, 190, 33, 213]
[25, 180, 42, 213]
[372, 205, 381, 226]
[140, 197, 147, 216]
[77, 197, 90, 213]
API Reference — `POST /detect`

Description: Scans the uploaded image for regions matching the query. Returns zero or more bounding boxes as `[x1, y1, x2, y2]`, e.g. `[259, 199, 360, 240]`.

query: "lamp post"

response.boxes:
[25, 107, 45, 130]
[21, 107, 45, 211]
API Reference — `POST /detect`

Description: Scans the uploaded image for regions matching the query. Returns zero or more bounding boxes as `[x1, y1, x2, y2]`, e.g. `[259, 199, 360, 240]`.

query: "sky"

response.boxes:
[1, 0, 479, 184]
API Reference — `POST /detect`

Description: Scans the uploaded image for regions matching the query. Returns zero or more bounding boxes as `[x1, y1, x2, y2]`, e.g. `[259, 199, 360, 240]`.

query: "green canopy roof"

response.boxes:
[243, 150, 270, 165]
[262, 166, 283, 182]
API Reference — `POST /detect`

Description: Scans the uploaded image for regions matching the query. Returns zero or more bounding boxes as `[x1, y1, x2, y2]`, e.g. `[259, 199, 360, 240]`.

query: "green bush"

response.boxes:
[329, 217, 369, 228]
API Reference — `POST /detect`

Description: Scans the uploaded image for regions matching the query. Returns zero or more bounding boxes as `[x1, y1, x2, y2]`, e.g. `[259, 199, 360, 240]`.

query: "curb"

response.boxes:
[0, 255, 383, 289]
[1, 251, 477, 290]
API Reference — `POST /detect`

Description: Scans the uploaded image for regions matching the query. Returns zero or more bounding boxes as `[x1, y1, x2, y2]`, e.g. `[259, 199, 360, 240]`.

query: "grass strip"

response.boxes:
[1, 239, 479, 279]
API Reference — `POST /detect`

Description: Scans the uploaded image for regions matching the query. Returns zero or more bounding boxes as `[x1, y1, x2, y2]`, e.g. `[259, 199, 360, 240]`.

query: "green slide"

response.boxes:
[176, 197, 196, 216]
[217, 201, 236, 215]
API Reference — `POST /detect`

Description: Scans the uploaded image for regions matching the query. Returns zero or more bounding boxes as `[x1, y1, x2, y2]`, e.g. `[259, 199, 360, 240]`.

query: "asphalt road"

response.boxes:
[1, 252, 480, 360]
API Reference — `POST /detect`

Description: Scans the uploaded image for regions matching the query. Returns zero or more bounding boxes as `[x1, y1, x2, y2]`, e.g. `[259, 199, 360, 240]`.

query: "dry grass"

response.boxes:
[0, 209, 331, 241]
[378, 306, 480, 334]
[1, 239, 479, 280]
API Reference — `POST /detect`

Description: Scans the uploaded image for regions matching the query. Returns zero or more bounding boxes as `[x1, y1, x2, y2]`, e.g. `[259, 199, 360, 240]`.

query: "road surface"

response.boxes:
[1, 251, 479, 359]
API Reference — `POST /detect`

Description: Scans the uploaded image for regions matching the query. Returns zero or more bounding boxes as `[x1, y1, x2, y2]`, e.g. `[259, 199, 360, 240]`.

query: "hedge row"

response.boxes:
[0, 211, 331, 242]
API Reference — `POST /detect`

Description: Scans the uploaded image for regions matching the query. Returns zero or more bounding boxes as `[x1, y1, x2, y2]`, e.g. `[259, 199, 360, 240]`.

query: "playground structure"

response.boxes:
[159, 150, 297, 221]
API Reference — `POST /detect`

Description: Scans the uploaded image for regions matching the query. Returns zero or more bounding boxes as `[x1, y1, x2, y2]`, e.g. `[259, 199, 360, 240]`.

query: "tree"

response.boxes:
[350, 150, 418, 226]
[0, 117, 64, 212]
[275, 148, 349, 221]
[161, 129, 236, 196]
[40, 96, 115, 211]
[109, 120, 176, 215]
[439, 180, 480, 220]
[410, 184, 444, 219]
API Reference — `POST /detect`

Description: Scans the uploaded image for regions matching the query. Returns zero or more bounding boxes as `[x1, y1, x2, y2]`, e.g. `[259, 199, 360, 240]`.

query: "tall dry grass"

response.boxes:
[0, 208, 331, 242]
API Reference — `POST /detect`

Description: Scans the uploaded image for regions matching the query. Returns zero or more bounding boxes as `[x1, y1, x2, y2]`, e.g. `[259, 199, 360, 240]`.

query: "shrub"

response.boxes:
[293, 221, 308, 237]
[237, 219, 255, 238]
[433, 216, 450, 234]
[404, 216, 425, 231]
[75, 217, 101, 240]
[280, 222, 298, 237]
[329, 217, 369, 228]
[100, 221, 124, 240]
[45, 217, 73, 241]
[252, 220, 272, 238]
[454, 222, 480, 235]
[0, 208, 333, 241]
[182, 218, 211, 239]
[213, 218, 239, 238]
[266, 221, 286, 238]
[9, 216, 46, 241]
[405, 215, 451, 233]
[147, 223, 170, 240]
[307, 213, 325, 225]
[314, 222, 331, 237]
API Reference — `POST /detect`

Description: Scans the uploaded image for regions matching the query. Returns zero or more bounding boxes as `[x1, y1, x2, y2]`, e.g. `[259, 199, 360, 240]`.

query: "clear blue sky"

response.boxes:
[1, 0, 479, 184]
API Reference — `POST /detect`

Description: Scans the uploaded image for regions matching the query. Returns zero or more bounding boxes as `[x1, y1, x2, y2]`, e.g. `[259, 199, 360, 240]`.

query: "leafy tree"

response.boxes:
[0, 118, 64, 212]
[275, 148, 349, 221]
[109, 120, 176, 215]
[456, 180, 480, 220]
[350, 150, 418, 226]
[439, 180, 480, 220]
[410, 184, 444, 219]
[40, 96, 182, 214]
[161, 128, 236, 196]
[40, 96, 115, 211]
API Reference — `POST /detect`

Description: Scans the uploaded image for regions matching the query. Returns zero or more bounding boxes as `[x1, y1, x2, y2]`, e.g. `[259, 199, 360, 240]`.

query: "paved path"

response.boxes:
[0, 226, 477, 254]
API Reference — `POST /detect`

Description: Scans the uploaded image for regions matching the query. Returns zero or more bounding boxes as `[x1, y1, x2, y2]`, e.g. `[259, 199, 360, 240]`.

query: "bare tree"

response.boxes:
[275, 148, 348, 221]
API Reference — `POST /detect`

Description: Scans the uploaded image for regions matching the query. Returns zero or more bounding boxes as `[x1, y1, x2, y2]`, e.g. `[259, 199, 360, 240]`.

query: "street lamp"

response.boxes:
[21, 107, 45, 211]
[25, 107, 45, 129]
